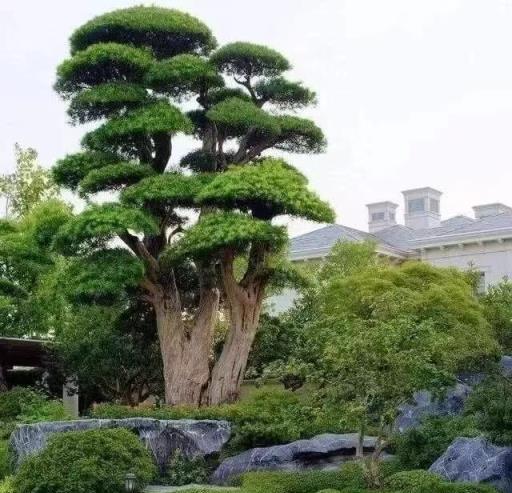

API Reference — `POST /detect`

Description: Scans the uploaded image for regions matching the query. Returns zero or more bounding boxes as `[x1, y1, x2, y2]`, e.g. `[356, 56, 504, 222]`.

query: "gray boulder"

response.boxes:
[430, 437, 512, 493]
[9, 418, 231, 473]
[394, 383, 472, 433]
[395, 356, 512, 433]
[211, 433, 377, 484]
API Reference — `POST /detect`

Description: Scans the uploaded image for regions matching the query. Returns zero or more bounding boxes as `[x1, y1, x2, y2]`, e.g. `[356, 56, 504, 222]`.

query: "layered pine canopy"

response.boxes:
[52, 6, 333, 301]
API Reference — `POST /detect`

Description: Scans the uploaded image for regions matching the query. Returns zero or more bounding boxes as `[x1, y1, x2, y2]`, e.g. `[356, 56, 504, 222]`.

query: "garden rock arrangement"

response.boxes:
[211, 433, 377, 484]
[10, 418, 231, 472]
[430, 437, 512, 493]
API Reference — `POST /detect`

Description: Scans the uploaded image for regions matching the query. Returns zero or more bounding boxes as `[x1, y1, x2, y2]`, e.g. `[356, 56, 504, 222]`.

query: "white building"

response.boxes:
[272, 187, 512, 312]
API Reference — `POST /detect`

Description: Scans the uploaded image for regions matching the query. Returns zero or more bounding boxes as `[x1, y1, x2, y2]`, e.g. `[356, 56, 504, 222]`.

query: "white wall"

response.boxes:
[419, 240, 512, 288]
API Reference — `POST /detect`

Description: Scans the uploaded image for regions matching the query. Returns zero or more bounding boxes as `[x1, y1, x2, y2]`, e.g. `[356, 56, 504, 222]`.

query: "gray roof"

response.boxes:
[290, 212, 512, 259]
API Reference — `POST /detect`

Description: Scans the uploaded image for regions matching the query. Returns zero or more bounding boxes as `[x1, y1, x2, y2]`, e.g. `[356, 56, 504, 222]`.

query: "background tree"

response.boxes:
[0, 200, 71, 338]
[0, 144, 57, 218]
[52, 6, 333, 405]
[319, 261, 498, 372]
[55, 301, 163, 406]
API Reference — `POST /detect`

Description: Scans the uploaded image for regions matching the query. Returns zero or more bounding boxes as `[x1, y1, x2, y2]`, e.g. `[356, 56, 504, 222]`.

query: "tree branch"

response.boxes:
[119, 230, 160, 280]
[220, 249, 245, 304]
[152, 132, 172, 172]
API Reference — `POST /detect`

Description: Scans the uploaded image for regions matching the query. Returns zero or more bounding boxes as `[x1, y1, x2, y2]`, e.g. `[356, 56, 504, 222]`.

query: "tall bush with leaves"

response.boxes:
[52, 6, 333, 405]
[0, 144, 57, 218]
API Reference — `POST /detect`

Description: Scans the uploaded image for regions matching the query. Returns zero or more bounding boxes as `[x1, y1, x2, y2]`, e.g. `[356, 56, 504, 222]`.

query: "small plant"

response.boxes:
[162, 450, 210, 486]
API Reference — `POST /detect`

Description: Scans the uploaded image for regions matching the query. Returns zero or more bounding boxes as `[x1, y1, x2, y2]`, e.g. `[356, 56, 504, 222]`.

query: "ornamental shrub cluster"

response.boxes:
[14, 428, 156, 493]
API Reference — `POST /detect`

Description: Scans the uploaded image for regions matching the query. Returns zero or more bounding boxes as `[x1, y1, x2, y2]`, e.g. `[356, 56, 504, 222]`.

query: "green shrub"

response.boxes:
[241, 470, 348, 493]
[0, 388, 45, 420]
[0, 442, 9, 480]
[0, 477, 13, 493]
[337, 461, 366, 489]
[14, 428, 156, 493]
[0, 387, 70, 425]
[315, 490, 341, 493]
[91, 387, 348, 453]
[392, 416, 479, 469]
[466, 376, 512, 445]
[378, 458, 406, 478]
[384, 470, 444, 492]
[161, 450, 210, 486]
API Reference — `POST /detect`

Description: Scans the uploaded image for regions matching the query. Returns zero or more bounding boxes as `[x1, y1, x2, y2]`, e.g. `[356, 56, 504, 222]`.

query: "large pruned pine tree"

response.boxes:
[52, 6, 334, 405]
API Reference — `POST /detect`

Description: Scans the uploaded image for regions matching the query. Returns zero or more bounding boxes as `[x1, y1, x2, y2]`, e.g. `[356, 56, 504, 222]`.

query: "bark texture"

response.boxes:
[154, 281, 219, 406]
[206, 249, 266, 405]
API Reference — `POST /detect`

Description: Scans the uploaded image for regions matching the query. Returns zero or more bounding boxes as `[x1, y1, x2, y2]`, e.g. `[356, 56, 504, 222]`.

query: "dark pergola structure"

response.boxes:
[0, 337, 79, 416]
[0, 337, 52, 391]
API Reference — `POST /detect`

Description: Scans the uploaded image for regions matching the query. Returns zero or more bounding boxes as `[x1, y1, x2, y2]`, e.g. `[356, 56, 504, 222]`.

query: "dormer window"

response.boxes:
[430, 198, 440, 214]
[371, 212, 385, 221]
[408, 198, 425, 213]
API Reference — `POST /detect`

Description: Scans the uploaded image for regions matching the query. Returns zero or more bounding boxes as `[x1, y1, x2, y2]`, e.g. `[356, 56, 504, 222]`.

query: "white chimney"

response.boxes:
[473, 203, 512, 220]
[402, 187, 442, 230]
[367, 201, 398, 233]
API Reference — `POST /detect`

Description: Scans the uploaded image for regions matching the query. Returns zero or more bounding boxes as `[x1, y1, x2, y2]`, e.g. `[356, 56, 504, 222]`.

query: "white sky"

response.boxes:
[1, 0, 512, 235]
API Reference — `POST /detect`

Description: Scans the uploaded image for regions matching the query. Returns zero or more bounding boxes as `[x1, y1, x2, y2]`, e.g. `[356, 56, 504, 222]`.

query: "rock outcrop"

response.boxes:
[394, 383, 472, 433]
[429, 437, 512, 493]
[10, 418, 231, 473]
[212, 433, 377, 484]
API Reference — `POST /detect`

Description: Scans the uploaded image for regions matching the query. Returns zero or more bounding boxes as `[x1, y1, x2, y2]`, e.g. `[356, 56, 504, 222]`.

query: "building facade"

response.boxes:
[272, 187, 512, 312]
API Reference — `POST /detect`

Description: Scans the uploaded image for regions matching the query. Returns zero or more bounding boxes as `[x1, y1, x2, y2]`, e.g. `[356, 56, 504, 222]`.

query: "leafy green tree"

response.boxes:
[0, 200, 71, 337]
[315, 315, 453, 479]
[52, 6, 333, 405]
[0, 144, 57, 218]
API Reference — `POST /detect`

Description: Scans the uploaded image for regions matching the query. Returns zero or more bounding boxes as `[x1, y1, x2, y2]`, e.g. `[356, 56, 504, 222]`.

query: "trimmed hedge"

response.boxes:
[241, 470, 349, 493]
[384, 470, 444, 491]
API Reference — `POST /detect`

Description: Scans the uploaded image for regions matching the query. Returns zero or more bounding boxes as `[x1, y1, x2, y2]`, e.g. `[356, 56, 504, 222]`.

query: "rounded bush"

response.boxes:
[384, 469, 444, 492]
[14, 428, 156, 493]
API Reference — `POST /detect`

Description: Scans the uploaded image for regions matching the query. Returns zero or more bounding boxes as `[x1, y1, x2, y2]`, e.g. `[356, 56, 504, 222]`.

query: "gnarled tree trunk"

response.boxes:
[154, 280, 219, 406]
[206, 250, 266, 405]
[206, 298, 262, 404]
